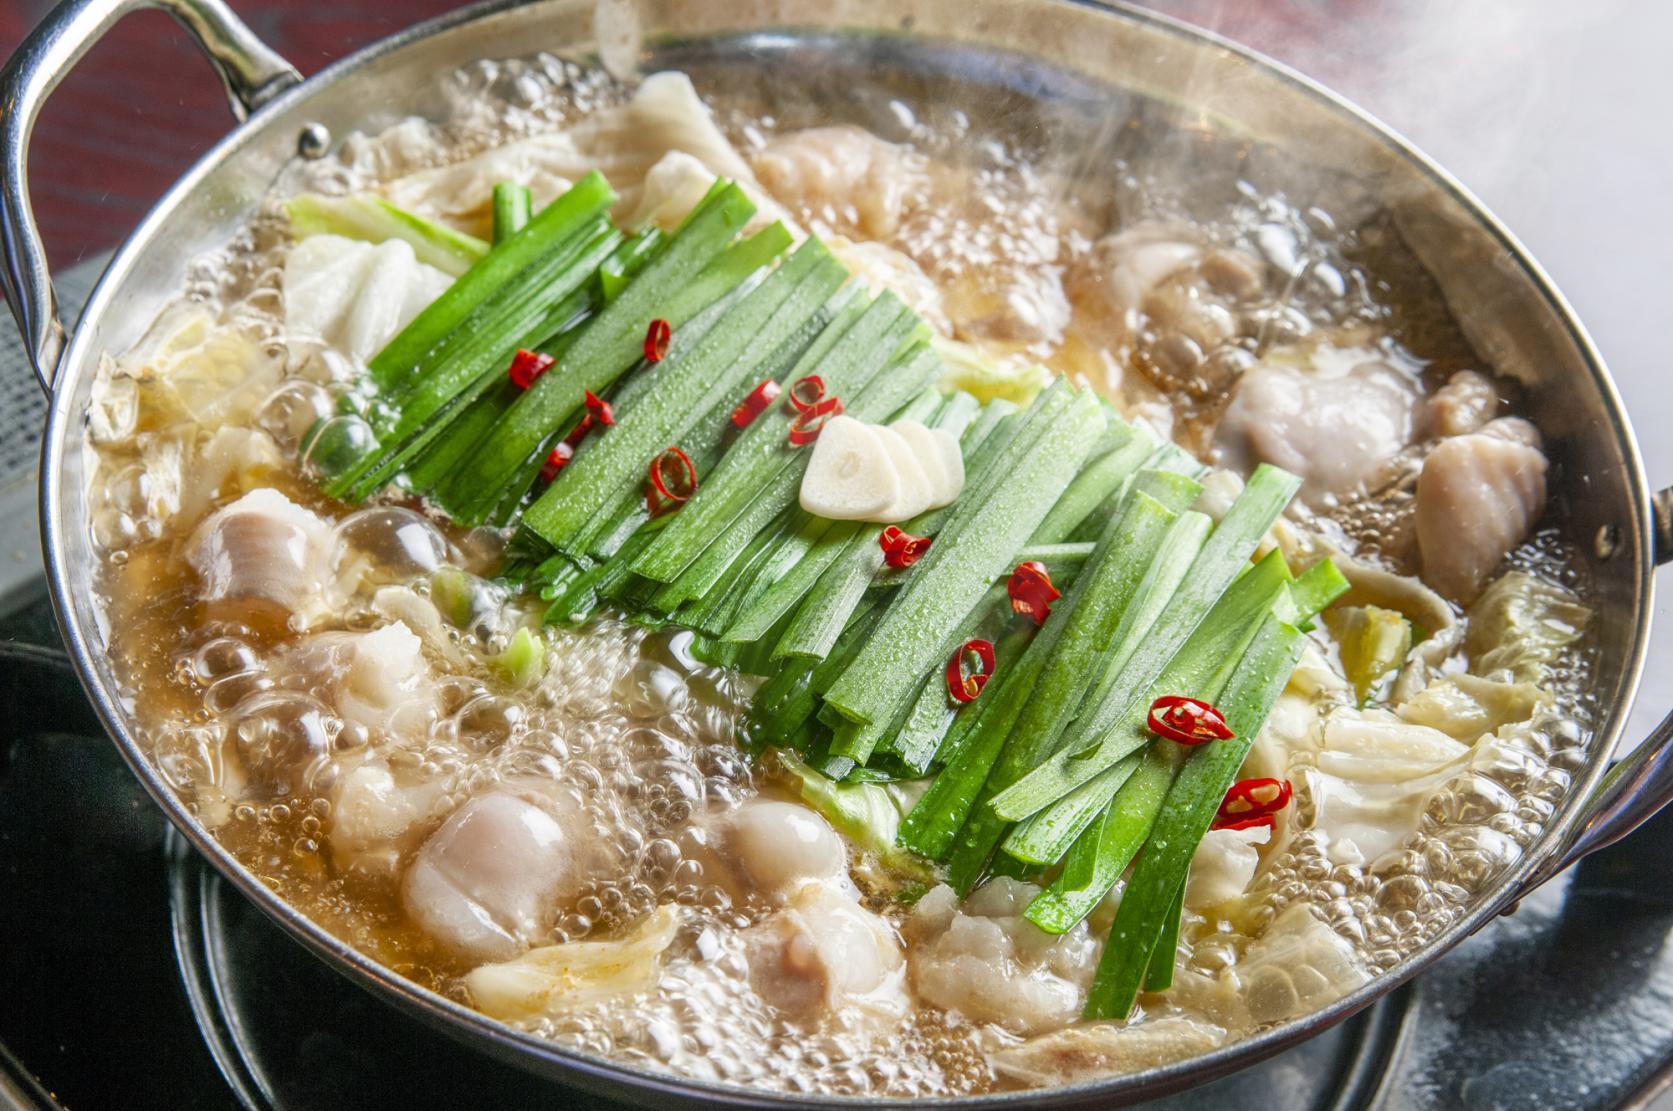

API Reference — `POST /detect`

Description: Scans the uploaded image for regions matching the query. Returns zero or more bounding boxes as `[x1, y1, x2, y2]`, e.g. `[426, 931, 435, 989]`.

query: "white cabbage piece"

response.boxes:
[932, 337, 1051, 407]
[1301, 708, 1471, 865]
[1184, 824, 1272, 912]
[1239, 644, 1348, 785]
[1396, 672, 1545, 741]
[384, 72, 788, 236]
[990, 1016, 1227, 1088]
[905, 879, 1098, 1036]
[327, 754, 451, 876]
[466, 904, 681, 1022]
[752, 125, 916, 239]
[187, 488, 338, 628]
[371, 585, 473, 669]
[745, 881, 908, 1021]
[403, 789, 611, 961]
[1225, 904, 1369, 1025]
[627, 149, 719, 232]
[1415, 418, 1548, 603]
[114, 303, 283, 432]
[1464, 569, 1590, 682]
[286, 621, 438, 742]
[1215, 357, 1418, 503]
[774, 750, 923, 873]
[174, 427, 284, 526]
[283, 234, 452, 362]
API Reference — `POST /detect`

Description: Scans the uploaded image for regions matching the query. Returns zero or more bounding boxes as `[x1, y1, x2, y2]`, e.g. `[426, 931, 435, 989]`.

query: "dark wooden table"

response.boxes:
[3, 0, 1669, 735]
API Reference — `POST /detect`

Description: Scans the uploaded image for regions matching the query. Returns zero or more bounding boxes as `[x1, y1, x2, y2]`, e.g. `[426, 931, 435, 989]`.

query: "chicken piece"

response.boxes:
[1215, 359, 1418, 502]
[991, 1016, 1228, 1088]
[327, 755, 450, 876]
[745, 881, 906, 1020]
[905, 879, 1098, 1036]
[186, 488, 337, 629]
[286, 621, 437, 741]
[719, 799, 850, 901]
[753, 125, 915, 240]
[403, 790, 608, 961]
[1421, 369, 1502, 438]
[1414, 418, 1547, 602]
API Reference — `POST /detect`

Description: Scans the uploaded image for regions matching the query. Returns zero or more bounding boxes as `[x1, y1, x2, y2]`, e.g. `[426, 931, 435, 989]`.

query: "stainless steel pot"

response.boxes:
[3, 0, 1671, 1105]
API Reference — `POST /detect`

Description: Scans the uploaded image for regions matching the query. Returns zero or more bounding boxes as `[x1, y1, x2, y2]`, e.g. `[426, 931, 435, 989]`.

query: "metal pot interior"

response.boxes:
[40, 0, 1655, 1104]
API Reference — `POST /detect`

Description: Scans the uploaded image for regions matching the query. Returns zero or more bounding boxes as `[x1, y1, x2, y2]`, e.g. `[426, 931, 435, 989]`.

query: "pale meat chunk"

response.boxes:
[753, 125, 916, 239]
[905, 879, 1098, 1036]
[1415, 418, 1547, 602]
[403, 791, 608, 962]
[1215, 359, 1417, 502]
[745, 882, 907, 1020]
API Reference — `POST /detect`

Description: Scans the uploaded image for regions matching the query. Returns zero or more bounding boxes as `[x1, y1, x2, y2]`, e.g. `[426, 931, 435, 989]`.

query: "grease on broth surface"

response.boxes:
[86, 55, 1594, 1095]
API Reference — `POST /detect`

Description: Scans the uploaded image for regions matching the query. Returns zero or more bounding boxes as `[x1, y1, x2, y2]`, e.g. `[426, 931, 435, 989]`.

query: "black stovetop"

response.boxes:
[5, 268, 1673, 1111]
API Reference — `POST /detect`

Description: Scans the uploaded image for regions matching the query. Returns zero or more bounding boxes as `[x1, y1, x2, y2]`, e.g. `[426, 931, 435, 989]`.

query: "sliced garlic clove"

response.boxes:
[876, 426, 936, 522]
[799, 416, 901, 521]
[892, 420, 963, 507]
[891, 420, 948, 498]
[928, 428, 964, 507]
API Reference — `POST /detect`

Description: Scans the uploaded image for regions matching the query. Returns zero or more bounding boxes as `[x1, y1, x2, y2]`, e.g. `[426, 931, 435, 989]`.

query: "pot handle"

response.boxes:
[0, 0, 301, 393]
[1510, 484, 1673, 901]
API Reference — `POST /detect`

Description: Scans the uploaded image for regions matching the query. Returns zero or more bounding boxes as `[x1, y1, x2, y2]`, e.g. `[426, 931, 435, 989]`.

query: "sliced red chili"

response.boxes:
[507, 348, 555, 390]
[583, 389, 614, 427]
[1214, 813, 1277, 833]
[787, 396, 844, 446]
[731, 379, 782, 429]
[1212, 778, 1292, 831]
[1147, 695, 1235, 745]
[540, 441, 575, 483]
[879, 525, 933, 569]
[643, 318, 671, 363]
[1007, 560, 1062, 626]
[946, 638, 996, 704]
[646, 446, 697, 516]
[787, 375, 826, 414]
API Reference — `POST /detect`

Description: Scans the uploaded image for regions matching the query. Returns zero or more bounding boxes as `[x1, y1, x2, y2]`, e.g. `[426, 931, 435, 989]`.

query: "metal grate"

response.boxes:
[0, 258, 104, 484]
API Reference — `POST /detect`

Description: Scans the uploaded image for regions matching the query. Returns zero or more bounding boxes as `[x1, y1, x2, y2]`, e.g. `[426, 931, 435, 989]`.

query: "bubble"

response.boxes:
[256, 379, 335, 449]
[299, 414, 376, 481]
[334, 506, 454, 582]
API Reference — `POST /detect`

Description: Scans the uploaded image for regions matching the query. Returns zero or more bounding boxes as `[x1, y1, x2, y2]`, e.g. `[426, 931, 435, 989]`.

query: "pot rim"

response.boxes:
[36, 0, 1657, 1105]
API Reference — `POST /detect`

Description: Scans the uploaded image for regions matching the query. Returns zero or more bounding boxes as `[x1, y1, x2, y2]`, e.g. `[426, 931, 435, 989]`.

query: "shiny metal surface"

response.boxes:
[0, 0, 299, 391]
[4, 0, 1671, 1104]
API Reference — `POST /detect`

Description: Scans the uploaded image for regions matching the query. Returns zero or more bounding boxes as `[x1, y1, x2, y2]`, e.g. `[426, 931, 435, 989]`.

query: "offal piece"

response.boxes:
[753, 125, 916, 240]
[744, 881, 907, 1021]
[403, 790, 611, 962]
[1415, 418, 1548, 603]
[186, 488, 337, 628]
[1215, 359, 1417, 503]
[905, 879, 1098, 1036]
